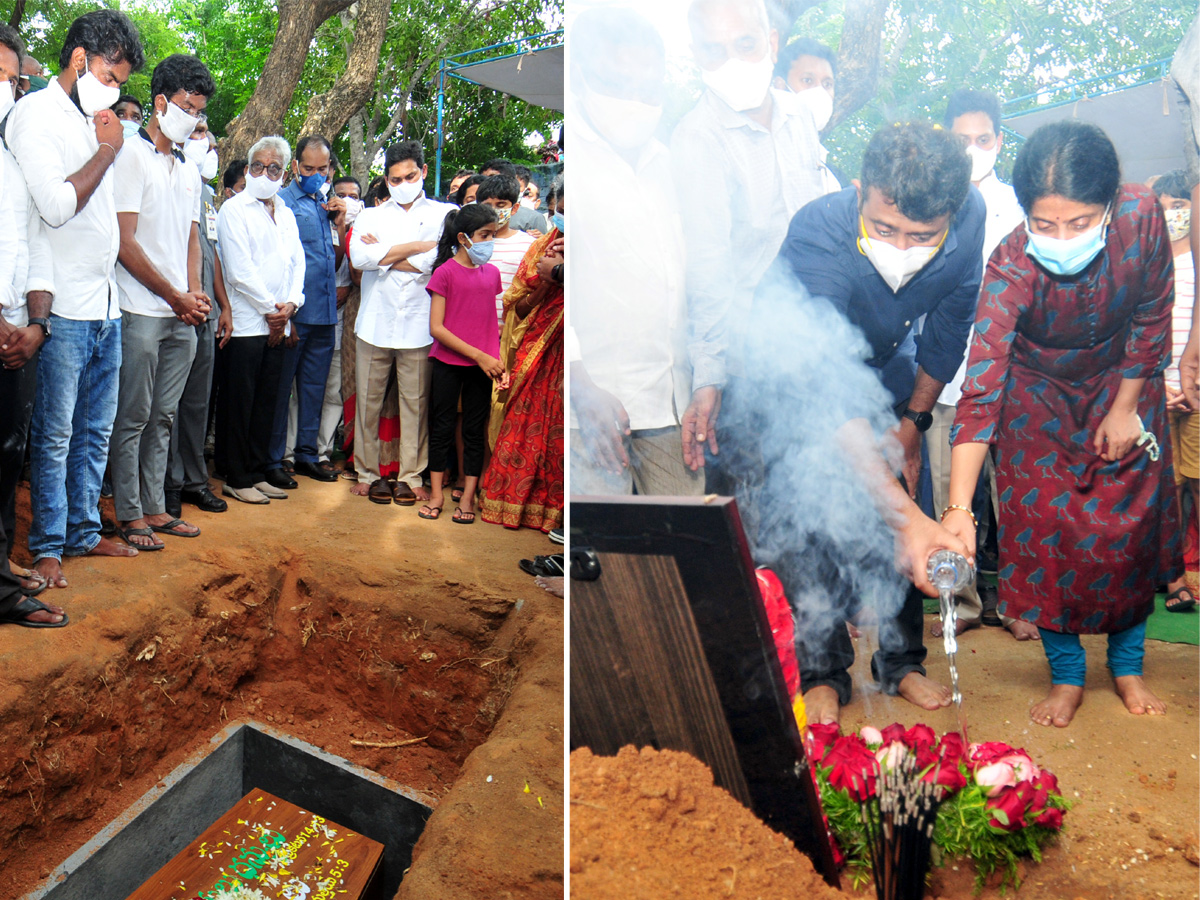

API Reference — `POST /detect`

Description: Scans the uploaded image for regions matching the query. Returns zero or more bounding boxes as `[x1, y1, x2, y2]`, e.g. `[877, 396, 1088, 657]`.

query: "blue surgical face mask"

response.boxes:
[1025, 206, 1110, 277]
[464, 236, 494, 266]
[121, 119, 141, 139]
[296, 172, 326, 196]
[551, 212, 564, 234]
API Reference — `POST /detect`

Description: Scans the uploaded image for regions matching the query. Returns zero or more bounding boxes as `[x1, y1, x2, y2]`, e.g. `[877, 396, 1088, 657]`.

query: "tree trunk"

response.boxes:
[348, 109, 369, 191]
[8, 0, 27, 30]
[220, 0, 354, 166]
[299, 0, 391, 144]
[831, 0, 892, 127]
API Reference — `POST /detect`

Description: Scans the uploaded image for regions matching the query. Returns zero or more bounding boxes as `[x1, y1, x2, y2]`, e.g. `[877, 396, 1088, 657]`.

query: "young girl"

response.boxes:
[421, 204, 507, 524]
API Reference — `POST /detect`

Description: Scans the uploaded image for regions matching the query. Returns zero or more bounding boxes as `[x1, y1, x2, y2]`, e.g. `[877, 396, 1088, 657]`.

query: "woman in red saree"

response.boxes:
[480, 181, 564, 532]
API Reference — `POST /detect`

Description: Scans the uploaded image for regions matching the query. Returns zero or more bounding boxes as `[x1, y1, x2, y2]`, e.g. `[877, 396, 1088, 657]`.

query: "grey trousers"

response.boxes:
[570, 425, 705, 496]
[167, 316, 218, 494]
[111, 311, 197, 521]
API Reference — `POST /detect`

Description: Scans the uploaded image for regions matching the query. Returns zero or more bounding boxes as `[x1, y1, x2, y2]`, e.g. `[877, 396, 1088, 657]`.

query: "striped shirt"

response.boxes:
[1167, 250, 1195, 391]
[490, 229, 535, 329]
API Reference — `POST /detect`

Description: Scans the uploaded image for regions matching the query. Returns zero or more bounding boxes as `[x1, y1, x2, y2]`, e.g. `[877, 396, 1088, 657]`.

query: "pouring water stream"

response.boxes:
[927, 550, 974, 745]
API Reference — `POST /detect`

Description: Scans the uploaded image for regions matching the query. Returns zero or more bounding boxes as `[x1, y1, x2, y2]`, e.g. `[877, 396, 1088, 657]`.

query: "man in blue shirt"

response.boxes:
[268, 134, 346, 484]
[733, 122, 985, 726]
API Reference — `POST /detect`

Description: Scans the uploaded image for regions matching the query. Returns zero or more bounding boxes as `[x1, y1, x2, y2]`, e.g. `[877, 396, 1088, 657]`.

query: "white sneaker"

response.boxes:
[222, 484, 270, 504]
[254, 481, 289, 500]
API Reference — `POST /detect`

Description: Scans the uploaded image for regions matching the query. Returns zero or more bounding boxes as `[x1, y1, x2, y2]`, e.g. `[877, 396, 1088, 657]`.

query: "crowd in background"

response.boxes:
[0, 8, 565, 630]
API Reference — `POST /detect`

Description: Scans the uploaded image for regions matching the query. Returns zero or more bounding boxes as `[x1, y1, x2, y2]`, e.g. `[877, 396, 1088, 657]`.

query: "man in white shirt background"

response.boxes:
[348, 140, 454, 507]
[772, 37, 842, 196]
[110, 53, 214, 551]
[568, 6, 702, 497]
[927, 87, 1026, 639]
[214, 136, 305, 505]
[8, 9, 145, 590]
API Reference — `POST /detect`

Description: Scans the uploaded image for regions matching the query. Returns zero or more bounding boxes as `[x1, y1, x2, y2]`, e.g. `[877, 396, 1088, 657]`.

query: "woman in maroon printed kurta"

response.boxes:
[945, 121, 1181, 729]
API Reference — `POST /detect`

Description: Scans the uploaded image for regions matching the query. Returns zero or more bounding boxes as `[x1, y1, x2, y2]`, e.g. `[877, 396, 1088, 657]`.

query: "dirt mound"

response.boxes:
[570, 745, 843, 899]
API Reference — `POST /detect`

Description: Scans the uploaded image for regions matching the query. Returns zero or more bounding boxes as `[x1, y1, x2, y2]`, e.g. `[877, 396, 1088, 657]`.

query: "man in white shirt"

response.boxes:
[0, 25, 67, 626]
[214, 136, 305, 505]
[348, 140, 454, 506]
[110, 54, 214, 550]
[476, 174, 534, 329]
[671, 0, 827, 473]
[8, 9, 145, 590]
[567, 6, 702, 496]
[928, 88, 1026, 638]
[772, 37, 842, 196]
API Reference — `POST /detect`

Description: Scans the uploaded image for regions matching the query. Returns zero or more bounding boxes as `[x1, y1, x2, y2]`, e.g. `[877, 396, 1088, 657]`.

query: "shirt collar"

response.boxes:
[48, 76, 86, 121]
[704, 86, 796, 134]
[383, 193, 430, 212]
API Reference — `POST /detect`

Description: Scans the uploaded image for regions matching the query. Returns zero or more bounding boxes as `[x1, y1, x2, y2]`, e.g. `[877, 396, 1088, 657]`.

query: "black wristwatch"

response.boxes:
[28, 317, 51, 340]
[550, 263, 563, 284]
[902, 408, 933, 432]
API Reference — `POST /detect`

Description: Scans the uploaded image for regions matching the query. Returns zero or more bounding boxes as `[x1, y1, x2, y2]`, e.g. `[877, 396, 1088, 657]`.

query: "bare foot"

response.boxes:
[897, 672, 952, 711]
[412, 485, 431, 502]
[847, 622, 862, 639]
[86, 537, 139, 558]
[1030, 683, 1084, 727]
[1006, 619, 1041, 641]
[1114, 675, 1167, 716]
[350, 483, 370, 496]
[144, 512, 200, 537]
[33, 558, 68, 588]
[534, 575, 564, 597]
[931, 617, 981, 638]
[803, 685, 840, 726]
[12, 568, 46, 592]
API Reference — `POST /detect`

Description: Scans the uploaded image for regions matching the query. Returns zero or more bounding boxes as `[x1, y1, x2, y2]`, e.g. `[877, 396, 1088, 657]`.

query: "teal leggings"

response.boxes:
[1037, 621, 1146, 687]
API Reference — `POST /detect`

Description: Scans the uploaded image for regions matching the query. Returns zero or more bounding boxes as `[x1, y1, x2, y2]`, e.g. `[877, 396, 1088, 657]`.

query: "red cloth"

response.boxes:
[756, 568, 800, 698]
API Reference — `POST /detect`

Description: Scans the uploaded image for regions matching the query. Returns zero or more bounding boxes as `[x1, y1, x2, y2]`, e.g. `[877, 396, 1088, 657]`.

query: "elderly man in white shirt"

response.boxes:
[214, 136, 305, 505]
[7, 9, 144, 591]
[110, 54, 214, 550]
[348, 140, 453, 506]
[568, 7, 703, 497]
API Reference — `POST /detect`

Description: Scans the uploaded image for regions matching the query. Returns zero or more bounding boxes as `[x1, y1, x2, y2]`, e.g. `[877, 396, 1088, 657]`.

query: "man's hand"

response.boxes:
[681, 385, 722, 471]
[265, 301, 296, 331]
[0, 323, 44, 369]
[266, 328, 284, 348]
[1180, 331, 1199, 410]
[324, 195, 346, 225]
[361, 233, 379, 245]
[573, 377, 631, 474]
[1167, 384, 1192, 413]
[216, 305, 233, 349]
[94, 109, 123, 155]
[171, 290, 211, 326]
[895, 418, 922, 499]
[285, 330, 299, 348]
[1093, 408, 1141, 462]
[897, 510, 972, 597]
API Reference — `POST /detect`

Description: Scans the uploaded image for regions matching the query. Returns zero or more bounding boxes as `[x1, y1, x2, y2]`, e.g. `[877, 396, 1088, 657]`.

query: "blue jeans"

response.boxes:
[268, 322, 335, 466]
[1038, 621, 1146, 686]
[29, 315, 121, 561]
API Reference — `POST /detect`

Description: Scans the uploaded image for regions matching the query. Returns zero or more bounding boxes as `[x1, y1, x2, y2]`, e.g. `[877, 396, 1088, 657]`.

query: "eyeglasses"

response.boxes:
[249, 161, 284, 179]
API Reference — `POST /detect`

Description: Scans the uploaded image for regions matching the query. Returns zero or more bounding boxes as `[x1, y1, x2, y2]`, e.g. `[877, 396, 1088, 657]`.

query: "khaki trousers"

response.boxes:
[354, 337, 432, 489]
[569, 425, 705, 496]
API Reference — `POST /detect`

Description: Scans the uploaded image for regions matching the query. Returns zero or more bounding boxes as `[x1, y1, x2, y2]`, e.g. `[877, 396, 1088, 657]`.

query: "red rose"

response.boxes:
[1026, 787, 1049, 817]
[914, 744, 938, 772]
[1034, 807, 1064, 829]
[1033, 770, 1059, 795]
[921, 758, 968, 795]
[807, 723, 841, 762]
[879, 723, 907, 746]
[970, 741, 1016, 766]
[985, 782, 1036, 831]
[938, 732, 966, 765]
[902, 724, 937, 752]
[826, 736, 879, 801]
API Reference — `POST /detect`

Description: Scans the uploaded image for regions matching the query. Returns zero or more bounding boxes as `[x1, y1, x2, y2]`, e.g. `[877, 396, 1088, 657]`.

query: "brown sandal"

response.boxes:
[368, 478, 394, 505]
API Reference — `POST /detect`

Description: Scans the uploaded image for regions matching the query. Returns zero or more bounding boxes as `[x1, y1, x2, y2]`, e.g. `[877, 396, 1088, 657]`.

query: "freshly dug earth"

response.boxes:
[570, 745, 843, 899]
[0, 479, 563, 900]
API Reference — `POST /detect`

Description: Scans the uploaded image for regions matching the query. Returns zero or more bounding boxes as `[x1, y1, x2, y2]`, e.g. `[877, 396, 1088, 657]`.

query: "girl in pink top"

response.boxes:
[422, 204, 507, 523]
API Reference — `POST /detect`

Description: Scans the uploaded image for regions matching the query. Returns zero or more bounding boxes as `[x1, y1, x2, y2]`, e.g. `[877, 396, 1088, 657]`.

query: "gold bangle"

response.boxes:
[941, 505, 978, 528]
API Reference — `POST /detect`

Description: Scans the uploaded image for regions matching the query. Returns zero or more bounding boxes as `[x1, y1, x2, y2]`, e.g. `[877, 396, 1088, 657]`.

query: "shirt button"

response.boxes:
[904, 320, 911, 326]
[893, 342, 898, 348]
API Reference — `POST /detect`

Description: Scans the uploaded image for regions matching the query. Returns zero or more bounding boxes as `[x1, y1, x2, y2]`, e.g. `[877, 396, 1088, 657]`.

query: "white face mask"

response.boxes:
[76, 67, 120, 117]
[157, 100, 201, 144]
[388, 178, 423, 204]
[246, 171, 281, 201]
[183, 137, 209, 166]
[581, 83, 663, 151]
[341, 195, 364, 224]
[858, 217, 943, 292]
[701, 52, 774, 112]
[793, 85, 833, 132]
[0, 82, 13, 121]
[200, 149, 218, 181]
[965, 144, 998, 182]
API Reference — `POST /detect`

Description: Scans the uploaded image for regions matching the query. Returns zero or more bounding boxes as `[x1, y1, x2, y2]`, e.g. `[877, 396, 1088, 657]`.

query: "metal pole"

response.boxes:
[435, 59, 446, 198]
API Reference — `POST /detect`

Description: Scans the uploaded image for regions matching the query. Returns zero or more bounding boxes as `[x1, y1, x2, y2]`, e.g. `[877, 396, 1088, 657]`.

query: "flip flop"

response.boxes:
[0, 595, 69, 628]
[518, 554, 564, 577]
[451, 488, 464, 503]
[451, 507, 475, 525]
[418, 504, 442, 520]
[19, 575, 48, 598]
[1165, 586, 1197, 612]
[117, 525, 164, 551]
[149, 518, 201, 538]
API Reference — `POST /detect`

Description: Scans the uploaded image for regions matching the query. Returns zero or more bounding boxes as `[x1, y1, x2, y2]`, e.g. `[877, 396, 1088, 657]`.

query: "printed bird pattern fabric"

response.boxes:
[952, 184, 1182, 634]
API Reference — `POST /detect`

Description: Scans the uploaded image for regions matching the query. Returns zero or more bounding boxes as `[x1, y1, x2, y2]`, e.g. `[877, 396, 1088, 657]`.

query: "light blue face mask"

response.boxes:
[551, 212, 564, 234]
[1025, 206, 1110, 277]
[464, 236, 494, 266]
[121, 119, 141, 139]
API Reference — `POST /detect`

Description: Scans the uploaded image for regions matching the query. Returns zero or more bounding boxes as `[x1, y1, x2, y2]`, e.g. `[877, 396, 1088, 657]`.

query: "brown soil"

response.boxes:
[0, 479, 563, 900]
[570, 745, 843, 899]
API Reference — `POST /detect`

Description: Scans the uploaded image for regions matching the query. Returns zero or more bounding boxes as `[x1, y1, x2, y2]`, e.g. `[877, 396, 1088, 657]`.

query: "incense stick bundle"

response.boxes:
[859, 754, 944, 900]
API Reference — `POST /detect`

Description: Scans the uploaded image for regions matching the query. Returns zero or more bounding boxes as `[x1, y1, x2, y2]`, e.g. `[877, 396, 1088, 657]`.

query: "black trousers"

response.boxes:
[0, 359, 36, 615]
[214, 336, 284, 489]
[428, 359, 492, 477]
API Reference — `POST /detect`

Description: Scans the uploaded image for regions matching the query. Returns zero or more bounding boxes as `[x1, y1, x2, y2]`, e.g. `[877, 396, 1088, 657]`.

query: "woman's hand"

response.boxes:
[1093, 408, 1141, 462]
[498, 371, 511, 390]
[476, 352, 504, 379]
[940, 507, 977, 565]
[1166, 384, 1192, 413]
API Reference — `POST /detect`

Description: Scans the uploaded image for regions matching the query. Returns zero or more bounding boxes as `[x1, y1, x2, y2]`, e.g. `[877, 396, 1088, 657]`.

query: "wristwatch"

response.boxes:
[902, 408, 933, 432]
[28, 317, 51, 340]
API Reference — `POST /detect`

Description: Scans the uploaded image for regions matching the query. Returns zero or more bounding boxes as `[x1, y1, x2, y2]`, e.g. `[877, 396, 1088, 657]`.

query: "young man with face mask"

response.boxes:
[108, 53, 215, 551]
[773, 36, 842, 195]
[475, 174, 535, 330]
[479, 158, 548, 235]
[7, 9, 145, 591]
[671, 0, 826, 478]
[348, 140, 454, 506]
